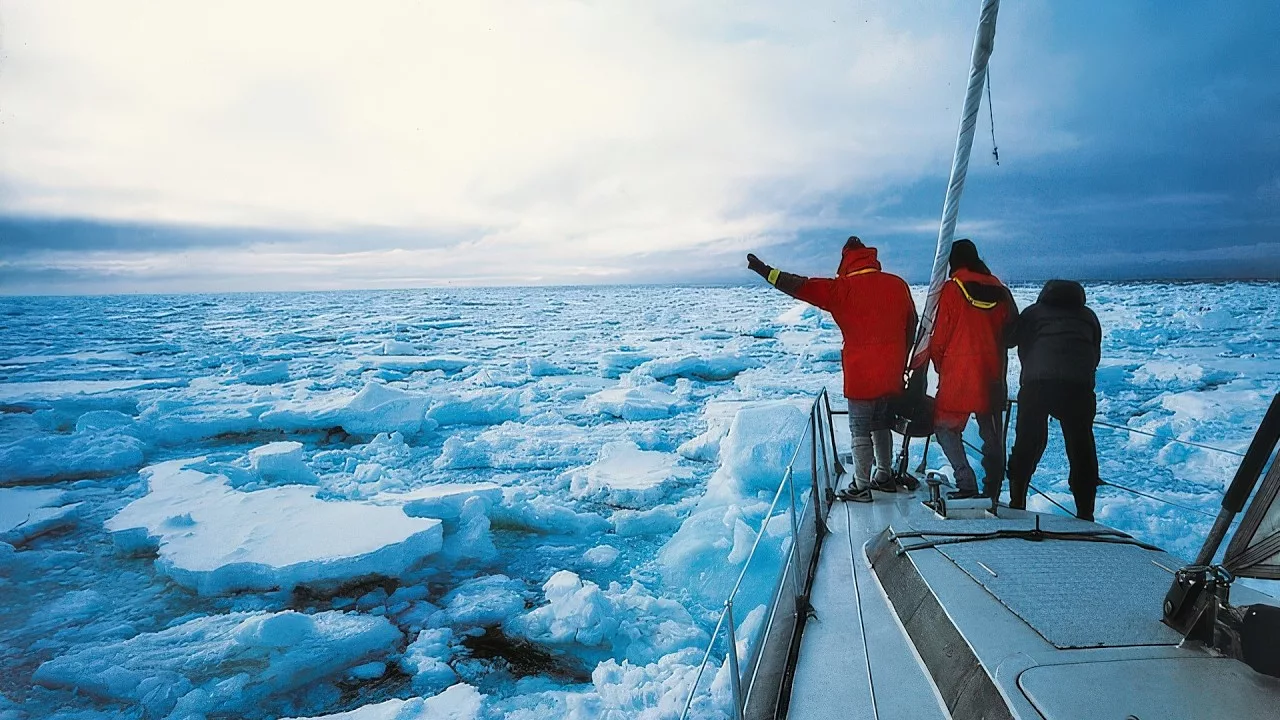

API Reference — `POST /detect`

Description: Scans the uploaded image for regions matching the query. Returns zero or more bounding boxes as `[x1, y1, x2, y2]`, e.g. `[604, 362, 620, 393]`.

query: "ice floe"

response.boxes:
[106, 460, 444, 595]
[631, 353, 757, 382]
[33, 610, 401, 718]
[0, 427, 147, 485]
[426, 388, 524, 427]
[284, 684, 484, 720]
[249, 441, 320, 485]
[359, 355, 471, 373]
[564, 441, 692, 509]
[585, 384, 682, 421]
[0, 487, 81, 544]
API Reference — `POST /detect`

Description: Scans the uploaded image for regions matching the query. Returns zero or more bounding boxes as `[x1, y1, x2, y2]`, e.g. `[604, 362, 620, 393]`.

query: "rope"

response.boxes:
[986, 67, 999, 165]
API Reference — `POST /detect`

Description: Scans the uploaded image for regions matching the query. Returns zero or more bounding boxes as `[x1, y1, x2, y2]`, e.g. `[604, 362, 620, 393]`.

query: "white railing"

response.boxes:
[679, 388, 845, 720]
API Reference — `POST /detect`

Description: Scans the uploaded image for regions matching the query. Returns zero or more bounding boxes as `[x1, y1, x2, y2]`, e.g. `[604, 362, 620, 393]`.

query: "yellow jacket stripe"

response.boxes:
[952, 277, 998, 309]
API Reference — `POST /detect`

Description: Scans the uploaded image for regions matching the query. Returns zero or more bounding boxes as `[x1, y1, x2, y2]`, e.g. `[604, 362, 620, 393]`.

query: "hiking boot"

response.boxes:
[838, 487, 874, 503]
[946, 488, 980, 500]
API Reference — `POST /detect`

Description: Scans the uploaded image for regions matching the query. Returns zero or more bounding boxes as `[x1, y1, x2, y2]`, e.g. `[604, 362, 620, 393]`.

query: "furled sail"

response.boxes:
[911, 0, 1001, 366]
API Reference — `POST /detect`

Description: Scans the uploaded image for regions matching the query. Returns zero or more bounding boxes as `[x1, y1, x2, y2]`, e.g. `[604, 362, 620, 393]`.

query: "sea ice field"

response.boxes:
[0, 282, 1276, 719]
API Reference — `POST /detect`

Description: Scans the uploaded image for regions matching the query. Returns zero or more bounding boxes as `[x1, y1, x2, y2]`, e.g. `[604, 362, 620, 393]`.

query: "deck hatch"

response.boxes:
[931, 537, 1184, 649]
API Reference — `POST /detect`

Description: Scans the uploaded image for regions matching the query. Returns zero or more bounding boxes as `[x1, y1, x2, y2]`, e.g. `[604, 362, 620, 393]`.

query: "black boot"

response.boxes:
[1007, 475, 1028, 510]
[1073, 483, 1096, 522]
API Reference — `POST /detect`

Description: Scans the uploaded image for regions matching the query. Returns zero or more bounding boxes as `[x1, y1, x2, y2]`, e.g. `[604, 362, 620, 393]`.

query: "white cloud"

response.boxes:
[0, 0, 1077, 289]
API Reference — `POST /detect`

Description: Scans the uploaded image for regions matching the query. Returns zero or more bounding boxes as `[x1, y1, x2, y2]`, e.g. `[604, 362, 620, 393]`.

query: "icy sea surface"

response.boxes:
[0, 283, 1276, 719]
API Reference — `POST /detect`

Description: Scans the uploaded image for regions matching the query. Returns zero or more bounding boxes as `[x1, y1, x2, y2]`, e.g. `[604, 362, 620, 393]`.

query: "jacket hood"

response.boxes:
[1038, 279, 1086, 308]
[838, 246, 881, 276]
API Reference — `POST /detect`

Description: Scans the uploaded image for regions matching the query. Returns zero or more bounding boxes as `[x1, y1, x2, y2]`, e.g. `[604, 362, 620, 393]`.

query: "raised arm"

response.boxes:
[746, 254, 836, 311]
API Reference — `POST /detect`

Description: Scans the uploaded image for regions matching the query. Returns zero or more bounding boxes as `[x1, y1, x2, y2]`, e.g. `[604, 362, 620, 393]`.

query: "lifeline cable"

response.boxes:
[1099, 479, 1218, 519]
[1090, 418, 1246, 458]
[1006, 400, 1247, 458]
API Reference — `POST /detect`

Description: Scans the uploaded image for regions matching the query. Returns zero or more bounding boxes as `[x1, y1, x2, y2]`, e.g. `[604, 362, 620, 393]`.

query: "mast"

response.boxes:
[911, 0, 1001, 366]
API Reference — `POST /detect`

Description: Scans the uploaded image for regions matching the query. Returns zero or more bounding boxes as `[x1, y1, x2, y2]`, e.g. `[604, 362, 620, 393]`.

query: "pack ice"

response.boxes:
[32, 610, 401, 718]
[106, 460, 444, 595]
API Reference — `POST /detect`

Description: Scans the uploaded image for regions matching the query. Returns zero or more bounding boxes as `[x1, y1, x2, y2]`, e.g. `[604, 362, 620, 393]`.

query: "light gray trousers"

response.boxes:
[848, 398, 895, 490]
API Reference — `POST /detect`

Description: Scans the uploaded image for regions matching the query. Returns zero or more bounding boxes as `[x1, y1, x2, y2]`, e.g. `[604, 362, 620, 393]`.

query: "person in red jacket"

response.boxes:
[748, 237, 918, 502]
[919, 239, 1017, 500]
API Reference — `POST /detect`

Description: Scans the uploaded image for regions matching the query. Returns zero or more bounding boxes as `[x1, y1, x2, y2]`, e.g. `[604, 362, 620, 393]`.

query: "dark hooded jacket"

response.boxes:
[1014, 280, 1101, 389]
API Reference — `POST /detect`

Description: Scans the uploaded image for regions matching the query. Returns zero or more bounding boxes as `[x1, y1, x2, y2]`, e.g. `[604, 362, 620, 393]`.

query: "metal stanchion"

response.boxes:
[725, 601, 745, 720]
[788, 463, 803, 609]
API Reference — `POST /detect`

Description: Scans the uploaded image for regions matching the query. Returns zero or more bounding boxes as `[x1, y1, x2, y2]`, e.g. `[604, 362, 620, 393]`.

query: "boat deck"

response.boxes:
[789, 496, 949, 720]
[788, 485, 1280, 720]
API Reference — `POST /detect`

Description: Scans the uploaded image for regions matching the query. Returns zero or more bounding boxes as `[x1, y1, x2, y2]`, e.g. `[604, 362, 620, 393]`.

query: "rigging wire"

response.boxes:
[1090, 418, 1247, 458]
[956, 437, 1214, 519]
[985, 68, 999, 165]
[1098, 479, 1218, 519]
[1027, 482, 1075, 516]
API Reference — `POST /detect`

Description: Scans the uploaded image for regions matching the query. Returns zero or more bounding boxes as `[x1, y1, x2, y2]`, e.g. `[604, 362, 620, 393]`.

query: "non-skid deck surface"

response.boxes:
[933, 537, 1184, 648]
[892, 503, 1184, 649]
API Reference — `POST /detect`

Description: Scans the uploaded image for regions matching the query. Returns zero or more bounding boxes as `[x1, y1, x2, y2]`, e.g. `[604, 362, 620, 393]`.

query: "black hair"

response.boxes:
[949, 238, 991, 275]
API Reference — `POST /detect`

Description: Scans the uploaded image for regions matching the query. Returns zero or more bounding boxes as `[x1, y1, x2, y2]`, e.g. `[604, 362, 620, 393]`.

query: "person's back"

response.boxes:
[1015, 279, 1101, 388]
[931, 267, 1015, 421]
[922, 239, 1016, 500]
[1008, 279, 1103, 520]
[817, 246, 917, 401]
[746, 237, 917, 501]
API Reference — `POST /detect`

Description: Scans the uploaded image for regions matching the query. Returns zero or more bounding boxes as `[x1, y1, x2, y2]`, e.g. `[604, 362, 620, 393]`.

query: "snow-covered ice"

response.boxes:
[0, 488, 80, 545]
[33, 610, 401, 718]
[565, 441, 693, 509]
[105, 460, 444, 595]
[2, 283, 1277, 718]
[585, 383, 683, 421]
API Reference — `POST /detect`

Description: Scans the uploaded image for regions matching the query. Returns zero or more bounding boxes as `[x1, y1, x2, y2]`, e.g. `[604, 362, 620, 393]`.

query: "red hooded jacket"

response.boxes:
[791, 247, 918, 401]
[927, 268, 1015, 424]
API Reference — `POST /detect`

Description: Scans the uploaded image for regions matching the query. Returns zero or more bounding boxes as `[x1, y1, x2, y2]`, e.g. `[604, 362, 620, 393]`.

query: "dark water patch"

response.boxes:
[461, 628, 591, 684]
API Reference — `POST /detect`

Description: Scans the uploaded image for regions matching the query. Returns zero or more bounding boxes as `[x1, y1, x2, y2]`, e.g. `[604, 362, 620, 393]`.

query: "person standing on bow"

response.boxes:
[918, 239, 1016, 501]
[1006, 279, 1102, 521]
[747, 236, 918, 502]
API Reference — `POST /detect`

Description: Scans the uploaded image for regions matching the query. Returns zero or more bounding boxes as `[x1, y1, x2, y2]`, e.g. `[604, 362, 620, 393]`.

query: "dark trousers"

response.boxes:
[1007, 381, 1099, 520]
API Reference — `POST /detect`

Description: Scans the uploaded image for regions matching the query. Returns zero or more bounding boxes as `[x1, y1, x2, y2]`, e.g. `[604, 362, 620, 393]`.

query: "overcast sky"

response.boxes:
[1, 0, 1277, 294]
